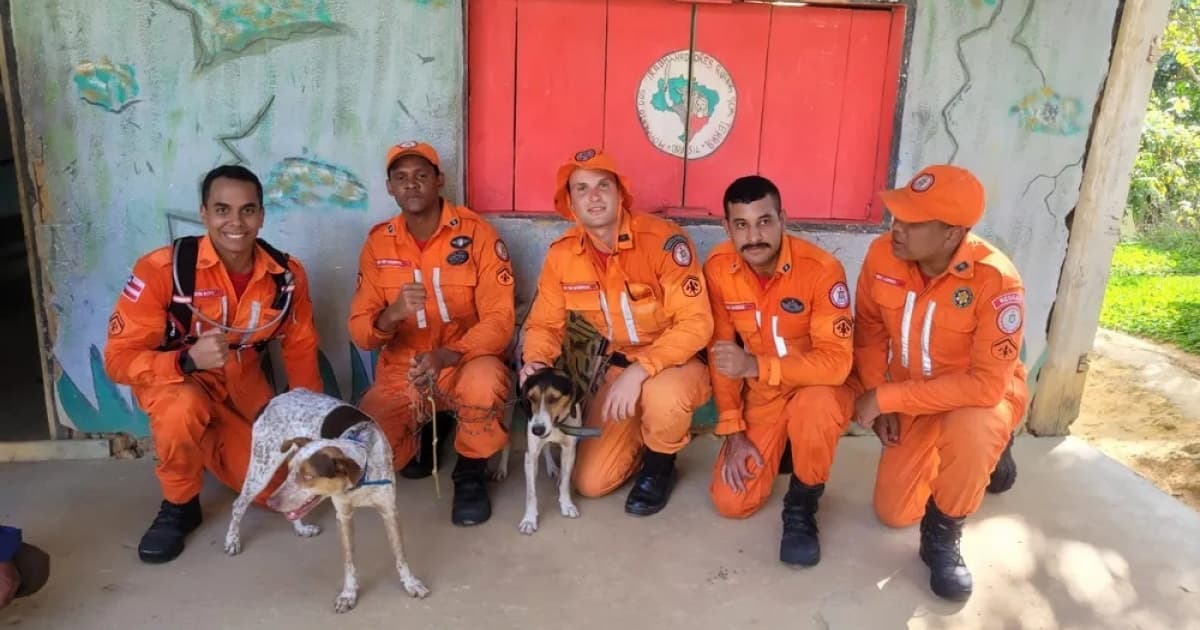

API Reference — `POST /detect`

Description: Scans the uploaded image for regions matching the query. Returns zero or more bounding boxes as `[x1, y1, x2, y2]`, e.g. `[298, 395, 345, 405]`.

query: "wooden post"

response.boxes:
[1028, 0, 1172, 436]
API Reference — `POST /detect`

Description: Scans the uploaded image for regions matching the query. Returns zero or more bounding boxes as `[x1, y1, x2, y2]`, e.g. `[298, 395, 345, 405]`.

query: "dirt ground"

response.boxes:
[1074, 334, 1200, 511]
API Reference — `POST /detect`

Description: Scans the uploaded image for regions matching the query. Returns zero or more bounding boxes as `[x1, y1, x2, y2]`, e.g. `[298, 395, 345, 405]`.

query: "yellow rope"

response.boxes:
[428, 395, 440, 499]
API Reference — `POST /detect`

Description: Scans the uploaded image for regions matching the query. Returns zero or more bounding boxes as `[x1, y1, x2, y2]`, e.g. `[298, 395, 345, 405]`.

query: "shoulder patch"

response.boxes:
[108, 312, 125, 336]
[663, 234, 687, 252]
[833, 316, 854, 339]
[991, 291, 1023, 310]
[682, 275, 702, 297]
[997, 304, 1023, 334]
[496, 267, 514, 286]
[991, 337, 1019, 361]
[829, 282, 850, 309]
[122, 274, 146, 302]
[669, 239, 693, 267]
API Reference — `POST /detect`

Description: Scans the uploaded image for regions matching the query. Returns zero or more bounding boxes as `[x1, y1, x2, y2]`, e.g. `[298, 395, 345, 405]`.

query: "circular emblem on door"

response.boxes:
[636, 49, 736, 160]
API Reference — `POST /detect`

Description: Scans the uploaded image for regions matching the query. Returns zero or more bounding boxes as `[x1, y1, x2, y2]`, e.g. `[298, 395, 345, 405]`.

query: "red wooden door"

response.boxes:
[467, 0, 906, 223]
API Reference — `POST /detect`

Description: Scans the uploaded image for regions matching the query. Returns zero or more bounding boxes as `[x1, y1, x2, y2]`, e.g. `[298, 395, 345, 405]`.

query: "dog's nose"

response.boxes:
[531, 424, 547, 437]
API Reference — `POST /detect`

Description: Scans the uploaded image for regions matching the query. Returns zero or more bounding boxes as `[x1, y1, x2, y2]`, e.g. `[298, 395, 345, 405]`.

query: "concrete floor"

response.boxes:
[1, 436, 1198, 630]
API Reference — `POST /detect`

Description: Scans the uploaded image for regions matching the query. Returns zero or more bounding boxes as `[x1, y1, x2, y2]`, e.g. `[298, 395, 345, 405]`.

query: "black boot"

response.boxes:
[138, 496, 202, 564]
[451, 455, 492, 526]
[624, 450, 676, 516]
[919, 498, 973, 601]
[779, 476, 823, 567]
[400, 411, 456, 479]
[987, 434, 1017, 494]
[778, 440, 793, 476]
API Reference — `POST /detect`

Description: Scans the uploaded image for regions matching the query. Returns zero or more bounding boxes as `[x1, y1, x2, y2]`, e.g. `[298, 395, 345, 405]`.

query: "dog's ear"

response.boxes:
[311, 447, 363, 482]
[281, 437, 312, 453]
[333, 452, 363, 483]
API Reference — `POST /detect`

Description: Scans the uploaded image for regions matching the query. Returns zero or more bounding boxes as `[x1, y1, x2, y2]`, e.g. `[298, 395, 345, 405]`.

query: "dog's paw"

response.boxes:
[560, 502, 580, 519]
[333, 591, 358, 614]
[223, 535, 242, 556]
[292, 522, 321, 538]
[402, 577, 430, 599]
[491, 468, 508, 482]
[518, 516, 538, 535]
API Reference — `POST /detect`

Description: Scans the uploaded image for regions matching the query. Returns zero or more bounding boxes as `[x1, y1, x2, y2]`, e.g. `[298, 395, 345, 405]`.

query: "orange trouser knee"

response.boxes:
[359, 355, 511, 470]
[709, 385, 853, 518]
[872, 399, 1019, 527]
[139, 382, 279, 505]
[572, 359, 711, 498]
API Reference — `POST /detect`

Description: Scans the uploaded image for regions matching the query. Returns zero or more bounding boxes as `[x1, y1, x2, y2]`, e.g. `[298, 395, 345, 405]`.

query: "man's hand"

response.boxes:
[872, 413, 901, 446]
[853, 389, 882, 428]
[377, 283, 427, 331]
[518, 361, 549, 387]
[719, 431, 764, 494]
[187, 328, 229, 371]
[409, 348, 462, 391]
[601, 362, 649, 422]
[711, 341, 758, 379]
[0, 561, 19, 609]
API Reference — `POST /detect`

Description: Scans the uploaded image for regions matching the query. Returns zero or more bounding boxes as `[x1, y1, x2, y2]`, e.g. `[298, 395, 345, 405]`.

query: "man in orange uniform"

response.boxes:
[349, 141, 515, 526]
[849, 164, 1025, 601]
[704, 176, 855, 567]
[520, 148, 713, 516]
[104, 165, 323, 564]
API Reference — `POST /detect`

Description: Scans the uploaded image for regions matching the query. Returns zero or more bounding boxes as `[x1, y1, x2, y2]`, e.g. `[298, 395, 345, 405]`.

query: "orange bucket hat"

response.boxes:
[878, 164, 986, 227]
[553, 148, 635, 220]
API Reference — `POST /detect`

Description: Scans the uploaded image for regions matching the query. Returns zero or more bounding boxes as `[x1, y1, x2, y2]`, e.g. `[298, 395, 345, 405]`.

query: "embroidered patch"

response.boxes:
[953, 287, 973, 308]
[991, 337, 1019, 361]
[725, 302, 755, 312]
[780, 297, 804, 314]
[991, 291, 1023, 310]
[375, 258, 412, 268]
[955, 261, 970, 273]
[997, 304, 1023, 334]
[496, 267, 514, 286]
[494, 239, 510, 262]
[122, 274, 145, 302]
[671, 241, 693, 267]
[193, 288, 224, 298]
[833, 316, 854, 339]
[447, 250, 470, 266]
[874, 273, 905, 287]
[911, 173, 935, 192]
[562, 282, 600, 292]
[682, 275, 702, 297]
[663, 234, 687, 252]
[829, 282, 851, 309]
[451, 235, 472, 249]
[107, 312, 125, 336]
[574, 148, 597, 162]
[398, 140, 418, 149]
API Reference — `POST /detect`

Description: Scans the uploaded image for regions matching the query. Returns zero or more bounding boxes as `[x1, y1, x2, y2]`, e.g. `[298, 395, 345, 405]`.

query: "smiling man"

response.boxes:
[520, 148, 713, 517]
[847, 164, 1027, 601]
[349, 141, 515, 527]
[104, 165, 323, 564]
[703, 176, 855, 567]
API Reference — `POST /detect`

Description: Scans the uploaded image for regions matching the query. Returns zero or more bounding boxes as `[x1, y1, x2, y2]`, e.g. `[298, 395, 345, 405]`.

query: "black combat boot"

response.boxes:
[138, 495, 202, 564]
[919, 498, 973, 601]
[400, 411, 456, 479]
[624, 450, 676, 516]
[451, 455, 492, 526]
[986, 434, 1017, 494]
[779, 476, 824, 567]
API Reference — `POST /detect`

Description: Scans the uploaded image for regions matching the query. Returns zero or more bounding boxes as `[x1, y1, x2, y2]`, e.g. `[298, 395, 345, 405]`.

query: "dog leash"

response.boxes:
[429, 394, 441, 499]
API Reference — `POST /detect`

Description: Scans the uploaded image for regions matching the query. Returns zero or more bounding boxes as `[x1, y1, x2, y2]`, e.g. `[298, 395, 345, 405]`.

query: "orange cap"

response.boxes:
[385, 141, 441, 173]
[553, 148, 635, 219]
[878, 164, 985, 227]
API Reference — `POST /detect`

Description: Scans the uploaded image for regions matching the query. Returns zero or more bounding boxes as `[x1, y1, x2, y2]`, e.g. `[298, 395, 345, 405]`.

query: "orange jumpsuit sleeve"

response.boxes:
[103, 256, 186, 388]
[521, 249, 568, 367]
[636, 233, 714, 377]
[347, 233, 397, 351]
[876, 278, 1025, 416]
[756, 262, 853, 389]
[703, 262, 746, 436]
[444, 229, 516, 360]
[278, 258, 323, 392]
[851, 254, 891, 394]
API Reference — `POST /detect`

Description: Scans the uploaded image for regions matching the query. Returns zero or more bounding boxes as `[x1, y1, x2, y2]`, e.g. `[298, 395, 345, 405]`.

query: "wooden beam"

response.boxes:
[1028, 0, 1172, 436]
[0, 439, 111, 463]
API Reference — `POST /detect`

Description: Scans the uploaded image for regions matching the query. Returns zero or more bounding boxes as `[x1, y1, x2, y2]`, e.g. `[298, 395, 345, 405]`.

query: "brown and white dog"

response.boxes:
[500, 367, 587, 535]
[223, 389, 429, 613]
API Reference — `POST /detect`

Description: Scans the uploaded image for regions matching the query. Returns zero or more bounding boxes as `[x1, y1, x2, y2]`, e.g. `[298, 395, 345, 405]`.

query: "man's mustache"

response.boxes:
[741, 243, 770, 252]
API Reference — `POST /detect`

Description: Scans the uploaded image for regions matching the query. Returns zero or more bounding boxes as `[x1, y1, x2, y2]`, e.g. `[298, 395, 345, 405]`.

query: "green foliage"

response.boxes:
[1102, 240, 1200, 353]
[1127, 0, 1200, 229]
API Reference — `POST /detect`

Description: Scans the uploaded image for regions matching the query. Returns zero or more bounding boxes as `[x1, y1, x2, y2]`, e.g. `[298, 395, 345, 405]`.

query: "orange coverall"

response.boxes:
[851, 233, 1028, 526]
[523, 153, 714, 498]
[705, 235, 856, 518]
[104, 236, 323, 505]
[349, 201, 515, 469]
